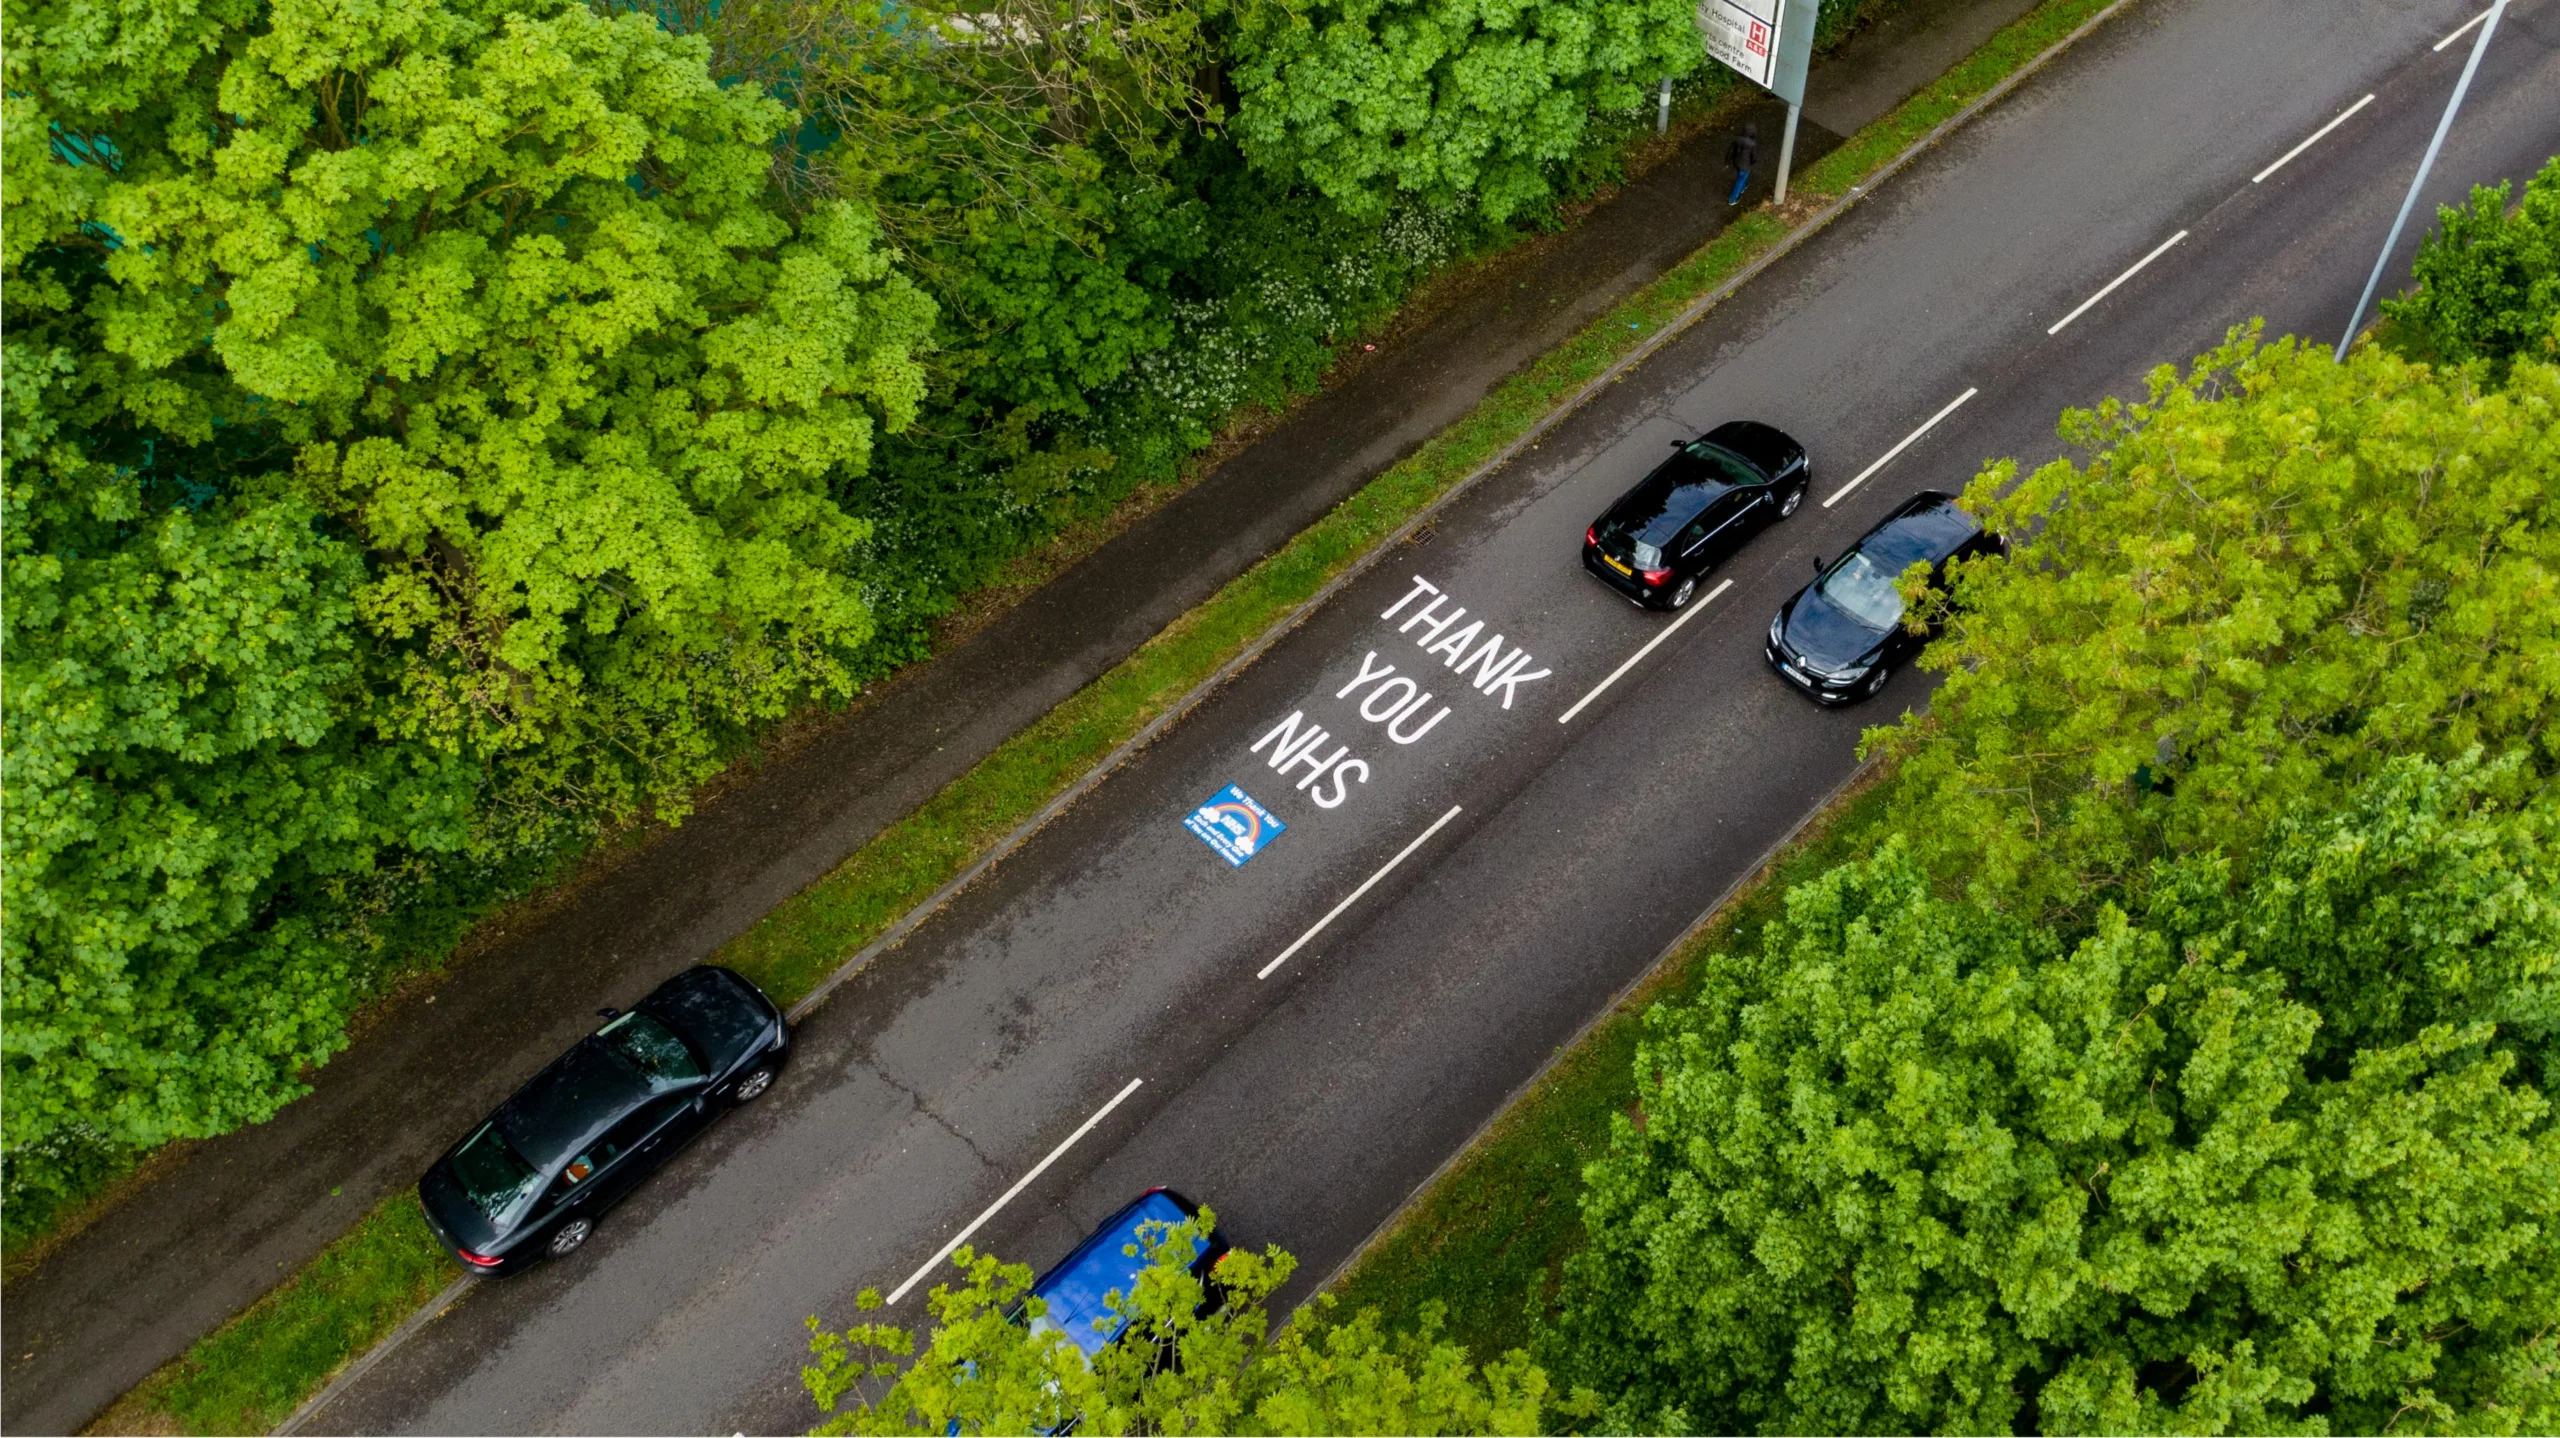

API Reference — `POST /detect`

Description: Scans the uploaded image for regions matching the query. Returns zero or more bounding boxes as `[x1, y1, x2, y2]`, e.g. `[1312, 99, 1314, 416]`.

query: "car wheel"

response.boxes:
[547, 1217, 593, 1258]
[1779, 482, 1805, 519]
[731, 1064, 776, 1104]
[1667, 577, 1698, 610]
[1863, 666, 1891, 698]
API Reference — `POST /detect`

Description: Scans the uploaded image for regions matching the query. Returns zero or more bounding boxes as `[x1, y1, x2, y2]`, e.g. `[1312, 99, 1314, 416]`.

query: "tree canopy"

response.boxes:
[4, 0, 930, 1175]
[2382, 154, 2560, 378]
[1872, 328, 2559, 922]
[1555, 775, 2560, 1434]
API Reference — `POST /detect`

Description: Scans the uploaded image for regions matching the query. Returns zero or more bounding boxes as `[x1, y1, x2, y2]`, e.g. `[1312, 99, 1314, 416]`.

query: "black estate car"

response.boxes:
[419, 966, 787, 1273]
[1766, 489, 2002, 704]
[1583, 420, 1809, 610]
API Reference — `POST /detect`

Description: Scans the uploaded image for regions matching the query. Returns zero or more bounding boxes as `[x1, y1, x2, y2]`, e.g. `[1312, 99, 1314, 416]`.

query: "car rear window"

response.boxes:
[598, 1012, 704, 1091]
[1598, 446, 1758, 561]
[450, 1122, 543, 1221]
[1029, 1192, 1200, 1357]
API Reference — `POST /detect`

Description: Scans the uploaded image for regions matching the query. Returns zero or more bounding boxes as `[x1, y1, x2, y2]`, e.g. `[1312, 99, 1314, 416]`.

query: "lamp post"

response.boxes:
[2336, 0, 2510, 360]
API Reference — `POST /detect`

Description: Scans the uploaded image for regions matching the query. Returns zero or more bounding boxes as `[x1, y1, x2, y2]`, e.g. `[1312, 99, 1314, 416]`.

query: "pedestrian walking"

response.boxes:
[1725, 121, 1758, 206]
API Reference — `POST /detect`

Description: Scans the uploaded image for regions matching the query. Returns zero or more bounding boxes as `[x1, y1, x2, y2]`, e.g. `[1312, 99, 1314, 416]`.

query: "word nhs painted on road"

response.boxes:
[1376, 576, 1550, 709]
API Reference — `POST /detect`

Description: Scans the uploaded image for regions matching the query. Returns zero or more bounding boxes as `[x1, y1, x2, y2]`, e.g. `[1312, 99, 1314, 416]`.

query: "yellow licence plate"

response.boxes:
[1603, 554, 1632, 576]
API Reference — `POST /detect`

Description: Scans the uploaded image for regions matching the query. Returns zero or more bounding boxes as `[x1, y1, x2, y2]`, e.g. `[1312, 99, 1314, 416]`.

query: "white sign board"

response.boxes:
[1697, 0, 1782, 89]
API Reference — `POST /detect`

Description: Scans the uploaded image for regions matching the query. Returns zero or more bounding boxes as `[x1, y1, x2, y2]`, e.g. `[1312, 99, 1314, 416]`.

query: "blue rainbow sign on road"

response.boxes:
[1185, 785, 1285, 868]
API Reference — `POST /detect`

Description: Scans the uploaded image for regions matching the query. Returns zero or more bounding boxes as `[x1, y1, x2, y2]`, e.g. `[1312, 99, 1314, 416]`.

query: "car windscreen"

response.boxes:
[1817, 550, 1909, 631]
[450, 1122, 544, 1222]
[598, 1012, 704, 1092]
[1597, 446, 1757, 565]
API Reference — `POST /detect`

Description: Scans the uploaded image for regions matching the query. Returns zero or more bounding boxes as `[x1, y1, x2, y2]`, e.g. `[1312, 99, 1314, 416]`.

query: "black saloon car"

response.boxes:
[418, 966, 787, 1273]
[1765, 490, 2003, 704]
[1584, 420, 1809, 610]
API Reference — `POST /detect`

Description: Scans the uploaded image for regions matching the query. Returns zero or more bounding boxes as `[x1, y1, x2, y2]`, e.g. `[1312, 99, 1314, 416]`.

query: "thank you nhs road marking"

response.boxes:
[1186, 785, 1285, 866]
[1245, 575, 1552, 813]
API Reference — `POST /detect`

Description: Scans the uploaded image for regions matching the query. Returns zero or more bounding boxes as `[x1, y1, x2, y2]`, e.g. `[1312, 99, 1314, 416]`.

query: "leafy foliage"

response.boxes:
[1872, 328, 2560, 921]
[2382, 154, 2560, 377]
[804, 1214, 1560, 1435]
[3, 0, 929, 1193]
[1226, 0, 1705, 224]
[1554, 797, 2560, 1435]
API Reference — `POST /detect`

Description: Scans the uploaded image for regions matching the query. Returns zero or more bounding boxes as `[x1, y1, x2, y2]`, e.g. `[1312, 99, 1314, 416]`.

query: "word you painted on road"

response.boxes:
[1246, 576, 1554, 812]
[1186, 784, 1286, 867]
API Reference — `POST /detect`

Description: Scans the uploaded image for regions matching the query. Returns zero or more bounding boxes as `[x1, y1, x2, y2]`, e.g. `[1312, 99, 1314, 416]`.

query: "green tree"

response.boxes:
[2382, 154, 2560, 377]
[1226, 0, 1703, 223]
[805, 1214, 1559, 1434]
[3, 0, 930, 1189]
[1553, 805, 2560, 1435]
[1872, 327, 2560, 921]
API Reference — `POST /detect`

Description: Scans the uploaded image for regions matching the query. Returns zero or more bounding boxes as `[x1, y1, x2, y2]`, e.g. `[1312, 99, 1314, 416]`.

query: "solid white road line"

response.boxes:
[2253, 94, 2375, 183]
[2045, 229, 2188, 335]
[1556, 579, 1734, 725]
[1258, 805, 1464, 980]
[884, 1076, 1145, 1305]
[2437, 7, 2492, 49]
[1820, 387, 1980, 510]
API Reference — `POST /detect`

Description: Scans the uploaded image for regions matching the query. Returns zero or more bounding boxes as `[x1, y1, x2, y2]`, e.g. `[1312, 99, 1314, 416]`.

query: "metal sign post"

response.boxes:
[1696, 0, 1819, 203]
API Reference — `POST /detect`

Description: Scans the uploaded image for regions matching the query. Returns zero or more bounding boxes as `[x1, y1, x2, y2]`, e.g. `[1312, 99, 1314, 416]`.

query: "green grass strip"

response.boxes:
[719, 205, 1800, 1006]
[96, 1194, 451, 1436]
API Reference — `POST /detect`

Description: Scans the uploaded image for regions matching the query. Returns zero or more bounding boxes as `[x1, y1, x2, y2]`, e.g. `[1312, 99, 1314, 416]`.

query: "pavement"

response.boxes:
[0, 3, 2053, 1432]
[242, 0, 2552, 1432]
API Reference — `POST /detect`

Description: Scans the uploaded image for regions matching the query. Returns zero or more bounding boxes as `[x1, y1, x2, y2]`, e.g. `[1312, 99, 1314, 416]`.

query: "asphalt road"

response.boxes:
[308, 1, 2560, 1430]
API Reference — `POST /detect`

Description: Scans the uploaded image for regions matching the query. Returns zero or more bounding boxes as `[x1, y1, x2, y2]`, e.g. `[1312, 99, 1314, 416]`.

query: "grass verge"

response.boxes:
[80, 0, 2129, 1427]
[87, 1195, 450, 1436]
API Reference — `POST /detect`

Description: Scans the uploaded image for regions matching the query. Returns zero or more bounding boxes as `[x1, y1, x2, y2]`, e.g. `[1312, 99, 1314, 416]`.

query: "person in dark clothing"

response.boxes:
[1726, 122, 1759, 206]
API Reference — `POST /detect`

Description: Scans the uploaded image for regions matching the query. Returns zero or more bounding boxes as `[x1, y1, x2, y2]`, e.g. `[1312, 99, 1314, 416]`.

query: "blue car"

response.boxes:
[1026, 1188, 1231, 1357]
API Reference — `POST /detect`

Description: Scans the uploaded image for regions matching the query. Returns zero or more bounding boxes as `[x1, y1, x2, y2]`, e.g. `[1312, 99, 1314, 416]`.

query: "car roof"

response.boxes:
[1029, 1190, 1201, 1357]
[1857, 491, 1980, 567]
[493, 1039, 651, 1172]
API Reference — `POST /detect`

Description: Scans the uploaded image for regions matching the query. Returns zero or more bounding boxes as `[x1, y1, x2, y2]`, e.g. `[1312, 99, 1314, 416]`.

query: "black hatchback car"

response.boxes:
[1766, 489, 2003, 704]
[418, 966, 787, 1273]
[1584, 420, 1809, 610]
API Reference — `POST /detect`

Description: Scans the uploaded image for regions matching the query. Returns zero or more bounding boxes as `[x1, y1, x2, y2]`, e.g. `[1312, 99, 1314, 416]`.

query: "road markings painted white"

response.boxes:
[1821, 388, 1979, 510]
[1258, 804, 1464, 980]
[1556, 579, 1734, 725]
[2045, 229, 2188, 335]
[2436, 7, 2492, 49]
[884, 1077, 1145, 1305]
[2253, 94, 2375, 183]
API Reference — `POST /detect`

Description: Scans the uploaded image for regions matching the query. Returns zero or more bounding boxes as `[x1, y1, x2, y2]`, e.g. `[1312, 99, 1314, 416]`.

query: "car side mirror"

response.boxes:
[596, 1006, 620, 1020]
[1670, 438, 1688, 448]
[1811, 555, 1825, 574]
